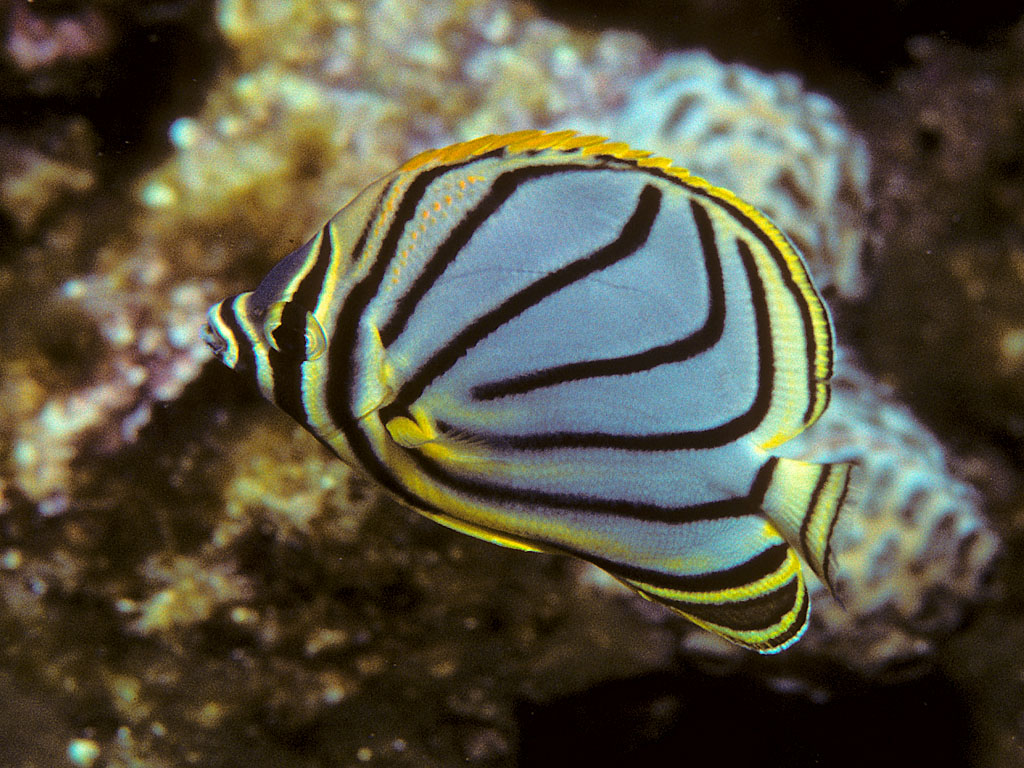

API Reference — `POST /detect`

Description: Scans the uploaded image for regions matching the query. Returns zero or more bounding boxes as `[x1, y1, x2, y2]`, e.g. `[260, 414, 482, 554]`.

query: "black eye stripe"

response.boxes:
[271, 322, 307, 354]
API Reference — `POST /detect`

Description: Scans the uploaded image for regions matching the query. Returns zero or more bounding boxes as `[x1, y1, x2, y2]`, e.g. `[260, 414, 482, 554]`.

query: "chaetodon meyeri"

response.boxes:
[203, 129, 855, 653]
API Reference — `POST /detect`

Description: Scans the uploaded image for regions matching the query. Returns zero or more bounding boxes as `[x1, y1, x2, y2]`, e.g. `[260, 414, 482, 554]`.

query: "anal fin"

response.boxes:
[593, 526, 810, 654]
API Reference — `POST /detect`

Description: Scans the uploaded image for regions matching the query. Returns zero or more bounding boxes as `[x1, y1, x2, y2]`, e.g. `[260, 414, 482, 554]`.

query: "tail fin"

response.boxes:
[758, 457, 855, 594]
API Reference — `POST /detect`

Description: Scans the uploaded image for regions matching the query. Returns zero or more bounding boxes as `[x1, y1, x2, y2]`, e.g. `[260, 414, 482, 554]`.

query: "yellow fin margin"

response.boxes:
[636, 536, 802, 606]
[619, 548, 808, 654]
[399, 129, 694, 180]
[696, 180, 834, 396]
[412, 505, 544, 553]
[685, 577, 808, 654]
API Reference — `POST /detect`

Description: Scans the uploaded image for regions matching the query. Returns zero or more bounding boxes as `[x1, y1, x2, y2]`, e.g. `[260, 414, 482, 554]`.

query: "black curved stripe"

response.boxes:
[400, 442, 756, 522]
[325, 158, 502, 504]
[762, 585, 809, 648]
[822, 464, 853, 588]
[378, 154, 826, 422]
[670, 575, 800, 631]
[470, 198, 727, 401]
[798, 463, 832, 568]
[583, 156, 829, 428]
[220, 299, 256, 376]
[533, 153, 828, 411]
[319, 147, 812, 539]
[749, 457, 778, 508]
[432, 235, 773, 452]
[326, 157, 476, 422]
[269, 226, 334, 423]
[580, 541, 791, 593]
[400, 376, 783, 524]
[377, 162, 601, 348]
[686, 186, 827, 425]
[380, 184, 663, 423]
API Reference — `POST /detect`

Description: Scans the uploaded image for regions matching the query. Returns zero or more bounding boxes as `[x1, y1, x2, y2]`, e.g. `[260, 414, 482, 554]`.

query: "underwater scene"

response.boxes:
[1, 0, 1023, 766]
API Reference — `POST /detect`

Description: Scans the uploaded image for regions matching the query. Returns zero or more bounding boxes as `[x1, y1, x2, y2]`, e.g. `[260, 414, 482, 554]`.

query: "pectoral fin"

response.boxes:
[385, 412, 437, 448]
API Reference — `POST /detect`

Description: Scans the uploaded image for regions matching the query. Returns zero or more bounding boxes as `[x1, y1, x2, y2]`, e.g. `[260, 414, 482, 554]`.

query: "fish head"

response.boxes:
[203, 292, 255, 373]
[202, 232, 330, 403]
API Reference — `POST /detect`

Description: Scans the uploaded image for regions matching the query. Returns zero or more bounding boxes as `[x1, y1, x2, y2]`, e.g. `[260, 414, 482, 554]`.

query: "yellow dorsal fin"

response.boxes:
[399, 129, 698, 181]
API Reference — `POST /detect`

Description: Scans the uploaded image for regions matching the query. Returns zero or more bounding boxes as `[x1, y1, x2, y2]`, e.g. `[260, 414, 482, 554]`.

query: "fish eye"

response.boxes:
[263, 301, 326, 361]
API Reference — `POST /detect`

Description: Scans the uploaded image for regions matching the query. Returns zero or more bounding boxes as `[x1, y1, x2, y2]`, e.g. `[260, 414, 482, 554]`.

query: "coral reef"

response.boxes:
[0, 117, 98, 241]
[6, 0, 657, 532]
[859, 20, 1024, 767]
[1, 411, 676, 766]
[2, 1, 114, 91]
[11, 269, 213, 513]
[792, 361, 999, 672]
[537, 0, 1023, 92]
[0, 3, 678, 764]
[0, 0, 218, 105]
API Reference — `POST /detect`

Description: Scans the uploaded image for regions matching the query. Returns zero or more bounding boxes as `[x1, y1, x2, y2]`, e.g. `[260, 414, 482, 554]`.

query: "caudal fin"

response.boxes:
[758, 456, 855, 594]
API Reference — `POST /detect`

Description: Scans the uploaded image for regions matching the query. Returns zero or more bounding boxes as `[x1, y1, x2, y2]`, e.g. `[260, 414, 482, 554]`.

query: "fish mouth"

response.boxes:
[201, 320, 227, 358]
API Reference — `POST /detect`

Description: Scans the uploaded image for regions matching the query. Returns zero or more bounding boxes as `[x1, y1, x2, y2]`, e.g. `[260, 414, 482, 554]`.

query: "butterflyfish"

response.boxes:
[203, 130, 855, 653]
